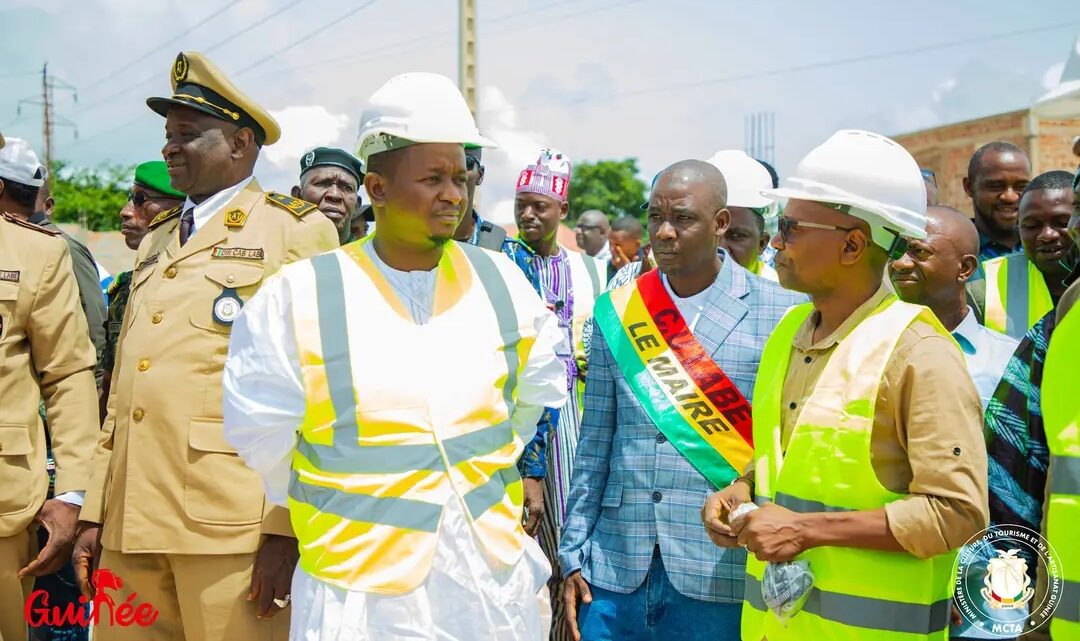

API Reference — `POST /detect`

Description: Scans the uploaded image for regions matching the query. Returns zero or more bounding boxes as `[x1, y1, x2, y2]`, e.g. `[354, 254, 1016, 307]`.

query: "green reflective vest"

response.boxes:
[1042, 300, 1080, 638]
[982, 254, 1054, 340]
[742, 296, 957, 641]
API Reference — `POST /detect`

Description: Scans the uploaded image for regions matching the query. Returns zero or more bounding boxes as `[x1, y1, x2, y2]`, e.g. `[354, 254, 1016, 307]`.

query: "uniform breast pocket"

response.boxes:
[190, 263, 265, 334]
[0, 425, 35, 516]
[184, 418, 264, 525]
[124, 264, 157, 328]
[0, 284, 18, 344]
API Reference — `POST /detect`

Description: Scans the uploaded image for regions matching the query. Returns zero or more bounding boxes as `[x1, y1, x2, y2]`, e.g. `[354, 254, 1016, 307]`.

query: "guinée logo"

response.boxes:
[24, 569, 160, 629]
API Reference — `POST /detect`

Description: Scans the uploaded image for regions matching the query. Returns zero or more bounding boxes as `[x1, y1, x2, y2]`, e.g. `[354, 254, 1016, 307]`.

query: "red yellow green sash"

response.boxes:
[593, 270, 753, 486]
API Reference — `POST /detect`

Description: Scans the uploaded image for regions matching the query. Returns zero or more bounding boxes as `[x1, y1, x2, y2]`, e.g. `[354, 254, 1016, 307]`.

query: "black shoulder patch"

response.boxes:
[1, 212, 61, 236]
[148, 205, 182, 229]
[265, 192, 317, 218]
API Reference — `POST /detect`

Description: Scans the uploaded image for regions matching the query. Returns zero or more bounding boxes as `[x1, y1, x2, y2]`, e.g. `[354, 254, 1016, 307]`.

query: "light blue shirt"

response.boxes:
[951, 307, 1019, 410]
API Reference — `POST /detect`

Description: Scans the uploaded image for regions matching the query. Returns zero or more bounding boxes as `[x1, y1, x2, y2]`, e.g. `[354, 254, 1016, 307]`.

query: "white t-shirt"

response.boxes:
[661, 272, 710, 331]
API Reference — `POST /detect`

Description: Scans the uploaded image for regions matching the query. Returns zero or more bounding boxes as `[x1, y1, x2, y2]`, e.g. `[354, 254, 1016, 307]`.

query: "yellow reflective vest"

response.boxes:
[743, 295, 958, 641]
[982, 253, 1054, 340]
[1042, 299, 1080, 638]
[281, 239, 541, 594]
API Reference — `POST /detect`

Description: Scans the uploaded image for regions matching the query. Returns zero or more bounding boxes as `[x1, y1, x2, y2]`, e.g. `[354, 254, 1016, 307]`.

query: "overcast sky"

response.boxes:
[3, 0, 1080, 223]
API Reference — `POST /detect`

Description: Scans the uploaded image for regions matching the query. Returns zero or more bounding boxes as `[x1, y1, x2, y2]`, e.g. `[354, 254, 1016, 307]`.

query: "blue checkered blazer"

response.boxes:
[558, 253, 807, 603]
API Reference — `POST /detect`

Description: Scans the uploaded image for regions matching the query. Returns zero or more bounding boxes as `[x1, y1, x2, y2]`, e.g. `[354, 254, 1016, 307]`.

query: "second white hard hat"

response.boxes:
[704, 150, 774, 210]
[356, 72, 495, 164]
[0, 137, 46, 187]
[765, 129, 927, 243]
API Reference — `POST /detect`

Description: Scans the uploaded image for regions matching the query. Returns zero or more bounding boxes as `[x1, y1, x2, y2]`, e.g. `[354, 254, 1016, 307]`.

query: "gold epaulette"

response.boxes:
[0, 211, 61, 236]
[148, 205, 183, 229]
[265, 192, 317, 218]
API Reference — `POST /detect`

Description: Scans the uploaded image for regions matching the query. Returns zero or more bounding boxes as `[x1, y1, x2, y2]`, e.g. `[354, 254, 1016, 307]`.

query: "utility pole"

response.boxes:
[459, 0, 478, 120]
[17, 63, 77, 192]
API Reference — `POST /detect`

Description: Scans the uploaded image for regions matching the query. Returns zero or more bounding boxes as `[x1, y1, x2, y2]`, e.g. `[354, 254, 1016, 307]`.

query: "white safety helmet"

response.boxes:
[704, 150, 774, 211]
[356, 72, 496, 163]
[765, 129, 927, 252]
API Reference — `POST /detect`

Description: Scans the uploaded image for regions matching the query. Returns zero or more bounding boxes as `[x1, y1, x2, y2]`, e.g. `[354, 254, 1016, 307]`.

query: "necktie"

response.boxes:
[179, 208, 195, 246]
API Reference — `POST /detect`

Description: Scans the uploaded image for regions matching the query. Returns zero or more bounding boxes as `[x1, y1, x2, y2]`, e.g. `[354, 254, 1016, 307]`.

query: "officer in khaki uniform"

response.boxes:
[74, 51, 338, 641]
[0, 139, 98, 641]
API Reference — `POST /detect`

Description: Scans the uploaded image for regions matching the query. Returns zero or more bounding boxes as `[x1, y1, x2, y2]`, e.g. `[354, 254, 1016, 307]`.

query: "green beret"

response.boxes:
[300, 147, 364, 183]
[133, 161, 185, 199]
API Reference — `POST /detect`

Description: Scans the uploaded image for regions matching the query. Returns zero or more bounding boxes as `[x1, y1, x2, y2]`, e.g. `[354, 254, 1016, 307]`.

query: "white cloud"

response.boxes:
[931, 77, 957, 103]
[1043, 62, 1066, 91]
[263, 105, 350, 168]
[475, 85, 552, 225]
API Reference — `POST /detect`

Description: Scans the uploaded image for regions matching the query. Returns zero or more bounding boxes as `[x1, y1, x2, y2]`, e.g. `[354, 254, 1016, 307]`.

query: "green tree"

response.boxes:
[567, 158, 647, 224]
[48, 161, 133, 231]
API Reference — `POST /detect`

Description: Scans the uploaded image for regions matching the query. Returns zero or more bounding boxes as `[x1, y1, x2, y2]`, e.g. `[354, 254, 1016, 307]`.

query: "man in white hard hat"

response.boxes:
[701, 129, 989, 641]
[222, 72, 565, 641]
[706, 149, 778, 281]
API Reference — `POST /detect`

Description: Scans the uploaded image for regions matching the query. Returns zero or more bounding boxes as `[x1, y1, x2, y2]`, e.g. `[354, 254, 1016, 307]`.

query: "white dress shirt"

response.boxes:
[222, 242, 566, 641]
[950, 306, 1020, 410]
[182, 176, 253, 233]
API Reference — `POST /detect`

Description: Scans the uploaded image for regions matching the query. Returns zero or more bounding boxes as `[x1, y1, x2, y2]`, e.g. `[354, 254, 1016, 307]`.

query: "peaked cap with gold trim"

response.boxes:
[146, 51, 281, 146]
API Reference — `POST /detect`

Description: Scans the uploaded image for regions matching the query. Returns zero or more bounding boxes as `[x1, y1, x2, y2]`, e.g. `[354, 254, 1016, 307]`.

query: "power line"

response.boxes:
[82, 0, 246, 91]
[74, 0, 305, 117]
[518, 19, 1080, 112]
[233, 0, 382, 75]
[242, 0, 637, 85]
[67, 0, 376, 152]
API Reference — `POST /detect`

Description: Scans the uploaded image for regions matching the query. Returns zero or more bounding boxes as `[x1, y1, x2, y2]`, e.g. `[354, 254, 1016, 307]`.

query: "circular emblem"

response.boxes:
[954, 525, 1062, 638]
[172, 53, 190, 84]
[213, 296, 241, 324]
[304, 151, 316, 168]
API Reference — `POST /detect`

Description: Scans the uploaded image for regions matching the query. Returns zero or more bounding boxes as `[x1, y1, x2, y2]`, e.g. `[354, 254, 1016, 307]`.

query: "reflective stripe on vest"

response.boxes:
[982, 254, 1054, 339]
[744, 573, 953, 635]
[1042, 301, 1080, 636]
[743, 296, 958, 641]
[286, 241, 532, 593]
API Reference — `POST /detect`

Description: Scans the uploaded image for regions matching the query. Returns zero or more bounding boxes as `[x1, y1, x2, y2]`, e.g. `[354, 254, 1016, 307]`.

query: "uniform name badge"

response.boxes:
[212, 287, 244, 326]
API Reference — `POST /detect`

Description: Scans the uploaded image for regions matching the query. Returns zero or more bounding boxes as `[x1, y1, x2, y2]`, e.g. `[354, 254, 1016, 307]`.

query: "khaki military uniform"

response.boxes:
[0, 213, 97, 641]
[81, 179, 337, 641]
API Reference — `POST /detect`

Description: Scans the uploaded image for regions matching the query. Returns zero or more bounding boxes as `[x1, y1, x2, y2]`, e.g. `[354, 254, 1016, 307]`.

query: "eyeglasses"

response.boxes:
[128, 190, 182, 207]
[465, 155, 483, 172]
[776, 215, 858, 243]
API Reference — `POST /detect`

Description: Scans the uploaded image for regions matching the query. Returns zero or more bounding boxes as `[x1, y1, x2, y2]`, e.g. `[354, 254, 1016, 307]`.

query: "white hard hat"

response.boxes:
[356, 72, 495, 163]
[765, 129, 927, 243]
[0, 137, 46, 188]
[704, 150, 773, 210]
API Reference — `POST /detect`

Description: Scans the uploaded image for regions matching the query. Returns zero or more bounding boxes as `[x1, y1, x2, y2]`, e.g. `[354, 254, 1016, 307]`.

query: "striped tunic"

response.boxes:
[531, 249, 583, 641]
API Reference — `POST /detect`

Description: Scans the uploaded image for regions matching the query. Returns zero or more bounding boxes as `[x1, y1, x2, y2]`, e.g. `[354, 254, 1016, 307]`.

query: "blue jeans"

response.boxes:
[578, 548, 742, 641]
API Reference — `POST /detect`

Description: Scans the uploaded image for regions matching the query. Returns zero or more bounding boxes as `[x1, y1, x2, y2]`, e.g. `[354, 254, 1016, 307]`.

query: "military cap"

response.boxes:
[146, 51, 281, 146]
[300, 147, 364, 183]
[134, 161, 185, 199]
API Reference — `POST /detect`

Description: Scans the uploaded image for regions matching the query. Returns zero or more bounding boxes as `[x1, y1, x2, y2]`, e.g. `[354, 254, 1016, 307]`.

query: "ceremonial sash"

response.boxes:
[593, 270, 753, 487]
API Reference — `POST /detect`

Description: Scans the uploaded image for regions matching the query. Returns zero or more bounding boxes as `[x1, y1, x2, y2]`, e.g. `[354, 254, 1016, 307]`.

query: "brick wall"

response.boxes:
[894, 110, 1080, 217]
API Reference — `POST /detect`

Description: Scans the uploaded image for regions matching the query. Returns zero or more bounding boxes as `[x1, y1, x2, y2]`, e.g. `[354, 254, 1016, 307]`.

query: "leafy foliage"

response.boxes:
[567, 158, 648, 223]
[48, 161, 133, 231]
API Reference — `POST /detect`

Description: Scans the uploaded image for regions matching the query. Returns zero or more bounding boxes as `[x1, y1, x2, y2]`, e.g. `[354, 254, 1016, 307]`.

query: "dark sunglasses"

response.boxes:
[777, 213, 908, 260]
[128, 190, 182, 207]
[465, 155, 483, 172]
[776, 215, 858, 243]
